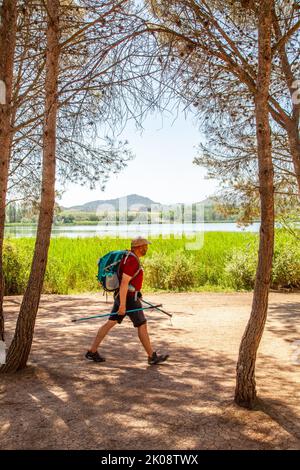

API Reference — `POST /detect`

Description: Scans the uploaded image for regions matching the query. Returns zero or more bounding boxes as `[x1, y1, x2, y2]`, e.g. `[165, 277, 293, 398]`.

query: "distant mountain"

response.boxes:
[62, 194, 161, 212]
[57, 194, 229, 222]
[198, 197, 215, 206]
[61, 194, 217, 213]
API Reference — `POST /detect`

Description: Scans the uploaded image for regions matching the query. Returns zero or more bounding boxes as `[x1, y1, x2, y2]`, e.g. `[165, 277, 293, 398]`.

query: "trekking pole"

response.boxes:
[71, 304, 163, 323]
[141, 299, 173, 318]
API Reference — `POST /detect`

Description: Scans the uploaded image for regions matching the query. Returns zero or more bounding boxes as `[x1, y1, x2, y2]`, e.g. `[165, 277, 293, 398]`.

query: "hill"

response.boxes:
[62, 194, 160, 212]
[62, 194, 216, 212]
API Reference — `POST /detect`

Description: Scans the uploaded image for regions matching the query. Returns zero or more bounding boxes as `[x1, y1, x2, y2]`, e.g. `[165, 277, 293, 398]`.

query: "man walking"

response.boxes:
[86, 237, 169, 365]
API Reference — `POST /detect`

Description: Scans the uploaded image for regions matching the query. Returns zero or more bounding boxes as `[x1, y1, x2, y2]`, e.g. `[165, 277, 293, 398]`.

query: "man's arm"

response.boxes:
[118, 273, 131, 315]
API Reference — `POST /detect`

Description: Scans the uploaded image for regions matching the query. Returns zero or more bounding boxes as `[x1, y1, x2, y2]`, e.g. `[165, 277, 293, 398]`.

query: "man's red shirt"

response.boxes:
[119, 252, 143, 292]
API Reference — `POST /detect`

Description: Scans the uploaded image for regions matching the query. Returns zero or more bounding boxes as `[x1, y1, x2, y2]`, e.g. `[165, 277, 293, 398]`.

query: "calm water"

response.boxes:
[4, 222, 261, 238]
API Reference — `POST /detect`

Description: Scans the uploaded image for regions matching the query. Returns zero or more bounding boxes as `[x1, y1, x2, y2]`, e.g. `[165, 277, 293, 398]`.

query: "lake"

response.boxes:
[4, 222, 261, 238]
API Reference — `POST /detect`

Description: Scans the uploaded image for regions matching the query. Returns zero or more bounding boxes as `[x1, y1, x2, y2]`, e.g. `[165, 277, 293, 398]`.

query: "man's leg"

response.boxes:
[137, 321, 169, 365]
[90, 319, 117, 353]
[137, 323, 154, 357]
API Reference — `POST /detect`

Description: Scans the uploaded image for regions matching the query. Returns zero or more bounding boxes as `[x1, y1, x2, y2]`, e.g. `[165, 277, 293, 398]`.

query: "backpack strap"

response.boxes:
[115, 251, 142, 299]
[127, 251, 142, 280]
[118, 250, 142, 284]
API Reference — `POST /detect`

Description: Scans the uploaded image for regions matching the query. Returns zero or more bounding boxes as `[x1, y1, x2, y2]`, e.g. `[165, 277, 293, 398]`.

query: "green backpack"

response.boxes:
[97, 250, 141, 292]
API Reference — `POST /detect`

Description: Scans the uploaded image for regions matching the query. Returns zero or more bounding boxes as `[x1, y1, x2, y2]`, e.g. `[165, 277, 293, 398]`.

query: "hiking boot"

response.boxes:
[85, 350, 106, 363]
[148, 351, 169, 365]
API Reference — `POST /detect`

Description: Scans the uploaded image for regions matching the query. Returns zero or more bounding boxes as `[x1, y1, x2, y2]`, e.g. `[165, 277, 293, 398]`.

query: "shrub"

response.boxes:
[2, 241, 31, 294]
[144, 251, 198, 291]
[43, 257, 67, 294]
[272, 233, 300, 288]
[143, 252, 171, 290]
[165, 251, 198, 290]
[224, 243, 257, 290]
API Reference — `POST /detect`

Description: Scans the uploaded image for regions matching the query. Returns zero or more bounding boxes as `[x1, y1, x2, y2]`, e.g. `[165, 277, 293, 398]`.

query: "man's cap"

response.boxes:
[131, 237, 152, 248]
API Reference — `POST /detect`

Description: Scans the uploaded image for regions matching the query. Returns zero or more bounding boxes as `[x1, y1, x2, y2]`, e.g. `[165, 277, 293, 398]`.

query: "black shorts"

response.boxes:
[109, 294, 147, 328]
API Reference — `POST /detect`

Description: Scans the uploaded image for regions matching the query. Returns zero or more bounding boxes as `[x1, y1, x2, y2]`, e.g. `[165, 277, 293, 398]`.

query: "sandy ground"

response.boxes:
[0, 291, 299, 450]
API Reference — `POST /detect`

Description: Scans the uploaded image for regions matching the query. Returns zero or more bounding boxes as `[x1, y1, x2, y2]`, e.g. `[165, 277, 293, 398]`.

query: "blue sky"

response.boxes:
[59, 111, 219, 207]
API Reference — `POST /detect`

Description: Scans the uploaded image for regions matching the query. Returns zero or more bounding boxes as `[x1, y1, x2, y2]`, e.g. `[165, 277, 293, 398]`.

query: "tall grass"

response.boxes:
[3, 230, 300, 295]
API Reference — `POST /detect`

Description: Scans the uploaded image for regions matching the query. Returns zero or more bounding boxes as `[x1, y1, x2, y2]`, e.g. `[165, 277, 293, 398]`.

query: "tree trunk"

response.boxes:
[235, 0, 275, 409]
[0, 0, 17, 342]
[0, 0, 60, 373]
[271, 6, 300, 194]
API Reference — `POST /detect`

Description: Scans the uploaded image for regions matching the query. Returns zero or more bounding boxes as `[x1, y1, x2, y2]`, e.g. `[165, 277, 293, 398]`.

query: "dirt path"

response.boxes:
[1, 292, 299, 450]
